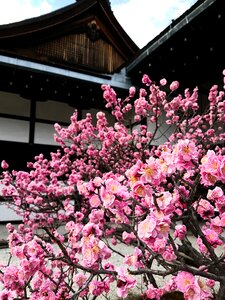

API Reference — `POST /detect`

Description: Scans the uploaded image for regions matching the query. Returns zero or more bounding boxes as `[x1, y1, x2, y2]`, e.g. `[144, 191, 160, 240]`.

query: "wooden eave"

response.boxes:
[0, 0, 139, 65]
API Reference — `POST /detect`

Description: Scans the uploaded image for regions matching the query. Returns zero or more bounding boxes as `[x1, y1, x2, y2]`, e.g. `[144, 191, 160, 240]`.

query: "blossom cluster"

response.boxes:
[1, 71, 225, 299]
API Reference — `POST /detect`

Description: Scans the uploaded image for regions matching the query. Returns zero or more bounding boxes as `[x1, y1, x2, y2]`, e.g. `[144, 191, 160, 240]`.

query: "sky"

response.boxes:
[0, 0, 198, 48]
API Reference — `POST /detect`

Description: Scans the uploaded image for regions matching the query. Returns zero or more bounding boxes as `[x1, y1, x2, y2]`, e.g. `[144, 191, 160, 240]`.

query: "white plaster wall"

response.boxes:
[0, 92, 30, 142]
[0, 184, 22, 222]
[36, 100, 75, 122]
[0, 204, 22, 221]
[34, 122, 57, 145]
[0, 91, 30, 116]
[0, 118, 29, 142]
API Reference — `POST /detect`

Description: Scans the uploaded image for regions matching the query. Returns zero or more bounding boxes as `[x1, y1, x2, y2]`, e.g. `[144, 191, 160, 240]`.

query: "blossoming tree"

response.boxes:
[1, 70, 225, 299]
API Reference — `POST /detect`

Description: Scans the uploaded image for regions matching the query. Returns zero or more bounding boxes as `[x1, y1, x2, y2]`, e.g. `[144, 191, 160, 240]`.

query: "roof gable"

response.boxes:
[0, 0, 139, 74]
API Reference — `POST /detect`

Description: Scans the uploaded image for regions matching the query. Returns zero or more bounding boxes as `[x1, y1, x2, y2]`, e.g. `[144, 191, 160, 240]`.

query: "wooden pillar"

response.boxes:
[29, 98, 36, 145]
[77, 108, 82, 121]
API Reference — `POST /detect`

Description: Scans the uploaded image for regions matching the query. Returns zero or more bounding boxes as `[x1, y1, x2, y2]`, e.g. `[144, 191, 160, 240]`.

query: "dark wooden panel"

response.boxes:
[24, 33, 125, 73]
[0, 141, 59, 171]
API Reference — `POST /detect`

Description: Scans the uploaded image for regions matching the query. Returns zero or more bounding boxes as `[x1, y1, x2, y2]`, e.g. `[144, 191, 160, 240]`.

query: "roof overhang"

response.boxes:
[126, 0, 217, 74]
[0, 54, 131, 90]
[125, 0, 224, 95]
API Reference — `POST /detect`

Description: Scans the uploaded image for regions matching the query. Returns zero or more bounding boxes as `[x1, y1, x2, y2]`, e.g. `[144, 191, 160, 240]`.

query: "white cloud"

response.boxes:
[0, 0, 197, 47]
[0, 0, 53, 25]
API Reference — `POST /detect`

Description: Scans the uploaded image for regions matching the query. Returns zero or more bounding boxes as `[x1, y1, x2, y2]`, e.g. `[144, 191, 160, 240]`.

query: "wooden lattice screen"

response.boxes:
[33, 33, 124, 73]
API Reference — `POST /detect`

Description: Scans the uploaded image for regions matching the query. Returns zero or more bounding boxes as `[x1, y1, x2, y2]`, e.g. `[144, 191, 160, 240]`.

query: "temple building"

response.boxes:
[0, 0, 224, 170]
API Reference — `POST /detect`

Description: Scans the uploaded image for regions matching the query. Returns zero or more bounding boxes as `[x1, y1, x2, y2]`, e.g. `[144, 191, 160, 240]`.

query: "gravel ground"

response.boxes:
[0, 223, 166, 298]
[0, 223, 221, 298]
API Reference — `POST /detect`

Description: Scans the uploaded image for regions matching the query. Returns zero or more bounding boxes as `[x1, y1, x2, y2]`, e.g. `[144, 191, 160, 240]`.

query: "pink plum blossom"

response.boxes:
[1, 72, 225, 299]
[116, 267, 137, 298]
[170, 80, 179, 91]
[174, 224, 187, 240]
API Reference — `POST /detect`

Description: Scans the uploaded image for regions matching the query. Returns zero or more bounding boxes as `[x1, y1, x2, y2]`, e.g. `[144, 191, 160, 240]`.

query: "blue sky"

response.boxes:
[0, 0, 198, 47]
